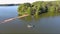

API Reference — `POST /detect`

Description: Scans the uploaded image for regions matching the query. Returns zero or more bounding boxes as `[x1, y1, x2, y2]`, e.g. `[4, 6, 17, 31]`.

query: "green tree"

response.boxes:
[18, 1, 60, 16]
[18, 3, 31, 16]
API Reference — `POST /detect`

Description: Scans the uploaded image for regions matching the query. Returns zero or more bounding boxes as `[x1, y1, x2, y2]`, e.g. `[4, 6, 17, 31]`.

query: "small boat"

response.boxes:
[27, 24, 35, 28]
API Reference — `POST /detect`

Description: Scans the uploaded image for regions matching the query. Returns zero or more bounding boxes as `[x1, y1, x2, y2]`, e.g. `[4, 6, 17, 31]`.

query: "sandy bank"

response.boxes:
[0, 14, 29, 24]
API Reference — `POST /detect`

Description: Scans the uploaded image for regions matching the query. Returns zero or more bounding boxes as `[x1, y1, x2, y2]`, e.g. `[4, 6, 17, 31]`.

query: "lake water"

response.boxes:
[0, 6, 60, 34]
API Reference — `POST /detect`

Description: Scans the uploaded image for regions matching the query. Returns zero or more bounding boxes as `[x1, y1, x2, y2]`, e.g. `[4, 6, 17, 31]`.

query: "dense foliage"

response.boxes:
[18, 1, 60, 16]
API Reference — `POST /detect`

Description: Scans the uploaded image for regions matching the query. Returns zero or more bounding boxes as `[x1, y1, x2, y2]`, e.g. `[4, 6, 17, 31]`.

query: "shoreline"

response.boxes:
[0, 14, 29, 24]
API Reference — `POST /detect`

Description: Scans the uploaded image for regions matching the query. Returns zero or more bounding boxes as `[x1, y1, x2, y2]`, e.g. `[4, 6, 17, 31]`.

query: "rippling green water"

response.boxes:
[0, 6, 60, 34]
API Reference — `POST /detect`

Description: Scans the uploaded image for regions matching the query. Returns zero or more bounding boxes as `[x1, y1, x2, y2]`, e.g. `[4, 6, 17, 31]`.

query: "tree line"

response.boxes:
[18, 1, 60, 16]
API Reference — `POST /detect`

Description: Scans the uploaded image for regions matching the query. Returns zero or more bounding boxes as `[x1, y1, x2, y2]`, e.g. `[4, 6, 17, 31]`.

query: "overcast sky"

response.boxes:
[0, 0, 56, 4]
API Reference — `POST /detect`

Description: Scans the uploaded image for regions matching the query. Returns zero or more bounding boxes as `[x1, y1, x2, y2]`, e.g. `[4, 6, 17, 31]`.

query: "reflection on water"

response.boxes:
[17, 12, 60, 33]
[0, 6, 60, 33]
[19, 12, 60, 22]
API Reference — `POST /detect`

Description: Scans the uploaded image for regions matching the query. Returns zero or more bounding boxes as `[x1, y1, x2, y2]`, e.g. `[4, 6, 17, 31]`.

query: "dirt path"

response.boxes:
[0, 14, 29, 24]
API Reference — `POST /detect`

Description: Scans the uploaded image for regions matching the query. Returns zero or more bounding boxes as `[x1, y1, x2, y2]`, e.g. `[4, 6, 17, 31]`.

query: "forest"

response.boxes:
[18, 1, 60, 16]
